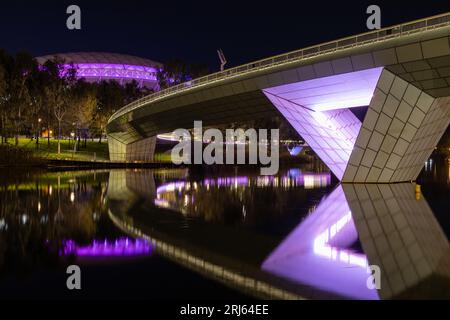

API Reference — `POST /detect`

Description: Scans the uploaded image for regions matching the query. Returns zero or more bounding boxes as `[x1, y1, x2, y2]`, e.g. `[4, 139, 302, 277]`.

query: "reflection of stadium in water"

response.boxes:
[62, 238, 153, 257]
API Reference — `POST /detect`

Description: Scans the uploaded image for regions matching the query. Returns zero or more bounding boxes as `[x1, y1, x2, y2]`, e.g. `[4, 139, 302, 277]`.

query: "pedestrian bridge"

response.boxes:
[107, 12, 450, 183]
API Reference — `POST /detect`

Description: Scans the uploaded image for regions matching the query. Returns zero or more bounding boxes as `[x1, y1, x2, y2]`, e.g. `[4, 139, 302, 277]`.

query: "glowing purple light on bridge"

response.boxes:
[263, 67, 383, 112]
[263, 67, 384, 181]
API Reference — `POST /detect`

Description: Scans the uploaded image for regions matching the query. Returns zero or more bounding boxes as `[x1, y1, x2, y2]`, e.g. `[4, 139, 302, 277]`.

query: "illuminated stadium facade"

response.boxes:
[36, 52, 162, 90]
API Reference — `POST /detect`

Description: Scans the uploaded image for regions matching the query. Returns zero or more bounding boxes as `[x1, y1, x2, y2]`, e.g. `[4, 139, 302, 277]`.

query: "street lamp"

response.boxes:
[37, 118, 42, 137]
[69, 132, 75, 149]
[36, 118, 42, 148]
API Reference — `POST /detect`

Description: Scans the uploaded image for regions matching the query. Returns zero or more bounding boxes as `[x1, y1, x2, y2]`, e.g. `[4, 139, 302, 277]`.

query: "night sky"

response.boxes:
[0, 1, 448, 70]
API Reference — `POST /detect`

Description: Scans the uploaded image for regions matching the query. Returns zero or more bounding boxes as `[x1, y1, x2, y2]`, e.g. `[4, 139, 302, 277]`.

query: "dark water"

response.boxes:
[0, 158, 449, 300]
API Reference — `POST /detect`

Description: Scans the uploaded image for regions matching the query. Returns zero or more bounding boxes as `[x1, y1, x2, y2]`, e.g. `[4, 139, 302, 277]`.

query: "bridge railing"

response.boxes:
[109, 12, 450, 123]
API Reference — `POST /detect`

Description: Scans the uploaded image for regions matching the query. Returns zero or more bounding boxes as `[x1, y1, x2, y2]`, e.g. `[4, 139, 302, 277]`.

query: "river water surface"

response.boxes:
[0, 159, 449, 299]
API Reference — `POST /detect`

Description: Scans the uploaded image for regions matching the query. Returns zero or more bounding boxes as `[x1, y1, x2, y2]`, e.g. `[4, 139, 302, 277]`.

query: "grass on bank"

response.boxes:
[4, 137, 172, 163]
[4, 137, 109, 161]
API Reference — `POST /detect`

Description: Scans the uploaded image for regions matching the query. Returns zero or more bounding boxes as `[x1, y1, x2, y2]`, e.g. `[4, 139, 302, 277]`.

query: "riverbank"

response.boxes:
[5, 137, 110, 161]
[0, 144, 46, 168]
[1, 137, 318, 171]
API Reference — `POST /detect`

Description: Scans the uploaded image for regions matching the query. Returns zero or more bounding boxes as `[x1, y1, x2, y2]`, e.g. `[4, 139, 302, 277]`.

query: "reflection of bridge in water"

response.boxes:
[106, 169, 450, 299]
[263, 183, 450, 299]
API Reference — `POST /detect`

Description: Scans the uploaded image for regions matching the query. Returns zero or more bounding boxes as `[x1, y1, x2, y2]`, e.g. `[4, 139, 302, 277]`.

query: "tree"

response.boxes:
[157, 59, 211, 90]
[0, 51, 36, 145]
[190, 63, 210, 79]
[157, 59, 190, 89]
[27, 63, 47, 148]
[70, 81, 97, 148]
[92, 80, 149, 143]
[10, 53, 36, 146]
[42, 58, 77, 155]
[124, 80, 149, 104]
[0, 50, 13, 144]
[0, 56, 6, 144]
[93, 81, 125, 143]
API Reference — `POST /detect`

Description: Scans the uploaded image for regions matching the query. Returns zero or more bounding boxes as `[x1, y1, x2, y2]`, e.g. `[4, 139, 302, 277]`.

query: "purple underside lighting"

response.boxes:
[63, 63, 158, 81]
[262, 185, 379, 300]
[62, 238, 153, 257]
[263, 67, 383, 112]
[263, 67, 384, 181]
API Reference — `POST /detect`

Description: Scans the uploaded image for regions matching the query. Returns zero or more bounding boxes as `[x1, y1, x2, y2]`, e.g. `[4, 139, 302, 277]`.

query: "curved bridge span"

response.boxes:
[107, 13, 450, 183]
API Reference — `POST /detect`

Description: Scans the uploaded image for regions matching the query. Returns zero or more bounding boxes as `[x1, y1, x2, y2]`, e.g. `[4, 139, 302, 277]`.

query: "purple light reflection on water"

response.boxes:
[205, 176, 249, 187]
[62, 238, 153, 257]
[154, 172, 332, 211]
[156, 172, 330, 195]
[262, 185, 379, 300]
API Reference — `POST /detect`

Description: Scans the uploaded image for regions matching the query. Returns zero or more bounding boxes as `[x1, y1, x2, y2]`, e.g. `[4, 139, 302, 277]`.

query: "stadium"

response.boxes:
[36, 52, 162, 90]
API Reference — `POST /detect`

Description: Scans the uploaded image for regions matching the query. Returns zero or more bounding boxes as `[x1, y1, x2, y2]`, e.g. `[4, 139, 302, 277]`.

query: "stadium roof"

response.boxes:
[36, 52, 162, 68]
